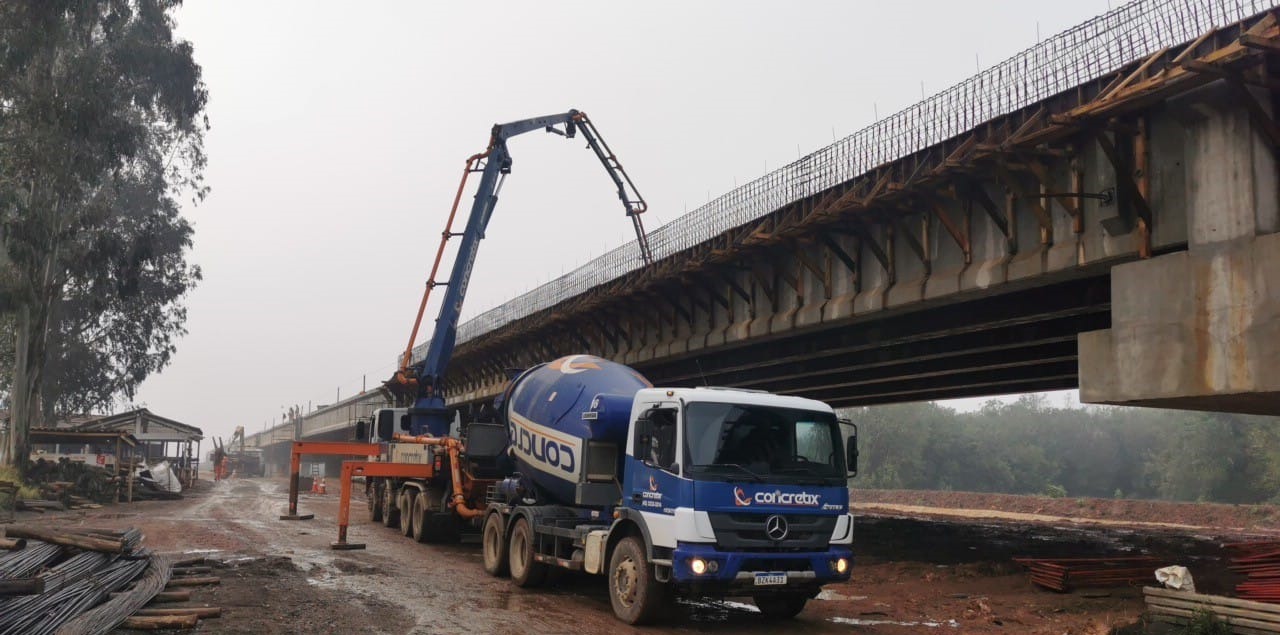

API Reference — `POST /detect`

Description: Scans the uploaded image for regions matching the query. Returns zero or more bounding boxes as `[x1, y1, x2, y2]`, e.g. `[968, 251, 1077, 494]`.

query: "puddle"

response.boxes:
[817, 590, 867, 601]
[831, 616, 960, 628]
[181, 548, 224, 555]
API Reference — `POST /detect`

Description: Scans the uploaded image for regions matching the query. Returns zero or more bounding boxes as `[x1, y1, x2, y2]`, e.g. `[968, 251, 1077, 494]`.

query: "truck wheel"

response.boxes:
[381, 484, 399, 528]
[398, 489, 414, 537]
[482, 512, 508, 577]
[608, 536, 665, 625]
[753, 594, 808, 619]
[368, 480, 383, 523]
[411, 492, 430, 543]
[507, 517, 547, 587]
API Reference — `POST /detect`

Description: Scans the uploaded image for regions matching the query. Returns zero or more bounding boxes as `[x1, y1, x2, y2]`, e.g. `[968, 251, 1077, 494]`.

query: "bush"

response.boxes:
[1185, 608, 1231, 635]
[1043, 483, 1067, 498]
[0, 465, 41, 499]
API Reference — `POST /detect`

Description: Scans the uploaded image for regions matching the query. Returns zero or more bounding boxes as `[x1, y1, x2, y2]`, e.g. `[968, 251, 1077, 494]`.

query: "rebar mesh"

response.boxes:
[413, 0, 1273, 363]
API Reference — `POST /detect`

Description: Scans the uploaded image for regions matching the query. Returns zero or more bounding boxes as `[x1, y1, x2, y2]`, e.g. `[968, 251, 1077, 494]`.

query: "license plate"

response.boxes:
[754, 572, 787, 586]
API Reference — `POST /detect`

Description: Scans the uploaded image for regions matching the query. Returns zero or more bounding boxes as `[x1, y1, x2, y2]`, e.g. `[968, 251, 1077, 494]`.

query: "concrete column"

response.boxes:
[1079, 83, 1280, 415]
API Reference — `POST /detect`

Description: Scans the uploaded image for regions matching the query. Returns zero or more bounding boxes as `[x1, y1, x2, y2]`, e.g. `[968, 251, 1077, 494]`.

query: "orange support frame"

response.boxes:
[332, 460, 435, 550]
[280, 441, 381, 520]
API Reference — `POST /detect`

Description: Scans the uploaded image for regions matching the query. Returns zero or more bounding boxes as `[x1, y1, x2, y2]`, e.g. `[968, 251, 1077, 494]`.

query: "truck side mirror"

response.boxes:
[632, 416, 653, 459]
[355, 419, 367, 441]
[845, 424, 859, 478]
[376, 410, 395, 441]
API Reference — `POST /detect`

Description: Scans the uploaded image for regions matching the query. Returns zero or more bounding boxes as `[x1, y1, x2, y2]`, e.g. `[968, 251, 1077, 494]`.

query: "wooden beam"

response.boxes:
[1024, 157, 1081, 221]
[794, 243, 827, 281]
[1094, 129, 1154, 227]
[820, 235, 859, 274]
[774, 259, 803, 301]
[1241, 32, 1280, 54]
[994, 161, 1054, 240]
[964, 182, 1010, 238]
[564, 323, 593, 352]
[940, 133, 978, 169]
[860, 170, 892, 206]
[928, 196, 971, 263]
[848, 220, 890, 274]
[891, 213, 929, 274]
[1007, 107, 1048, 145]
[1230, 79, 1280, 161]
[1098, 47, 1169, 101]
[698, 276, 731, 310]
[721, 271, 752, 303]
[750, 265, 777, 304]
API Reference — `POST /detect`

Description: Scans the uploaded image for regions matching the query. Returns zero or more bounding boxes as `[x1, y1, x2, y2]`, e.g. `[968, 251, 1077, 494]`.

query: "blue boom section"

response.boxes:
[402, 110, 652, 436]
[501, 355, 650, 503]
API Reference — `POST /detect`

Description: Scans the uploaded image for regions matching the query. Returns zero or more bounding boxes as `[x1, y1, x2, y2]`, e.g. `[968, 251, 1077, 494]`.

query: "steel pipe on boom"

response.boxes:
[388, 110, 652, 438]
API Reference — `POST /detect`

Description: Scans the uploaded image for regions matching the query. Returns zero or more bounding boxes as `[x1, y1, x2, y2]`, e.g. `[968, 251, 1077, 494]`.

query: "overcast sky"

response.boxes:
[135, 1, 1109, 441]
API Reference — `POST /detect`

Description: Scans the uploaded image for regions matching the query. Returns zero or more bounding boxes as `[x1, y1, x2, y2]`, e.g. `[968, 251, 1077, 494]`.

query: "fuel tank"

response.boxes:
[500, 354, 651, 505]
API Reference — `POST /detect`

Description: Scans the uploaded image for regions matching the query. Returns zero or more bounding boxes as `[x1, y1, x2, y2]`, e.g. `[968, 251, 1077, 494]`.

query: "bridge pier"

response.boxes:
[1080, 82, 1280, 415]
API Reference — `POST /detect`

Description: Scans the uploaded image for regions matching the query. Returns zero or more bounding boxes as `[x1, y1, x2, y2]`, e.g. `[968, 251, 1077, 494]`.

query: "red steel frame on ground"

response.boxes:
[279, 442, 382, 521]
[331, 460, 435, 550]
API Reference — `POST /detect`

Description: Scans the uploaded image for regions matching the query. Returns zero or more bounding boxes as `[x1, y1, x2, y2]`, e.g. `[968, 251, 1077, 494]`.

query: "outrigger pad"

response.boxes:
[279, 513, 315, 521]
[331, 542, 366, 550]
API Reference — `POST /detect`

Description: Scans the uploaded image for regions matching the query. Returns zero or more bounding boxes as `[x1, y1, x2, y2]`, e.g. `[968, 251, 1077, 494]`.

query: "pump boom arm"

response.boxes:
[391, 110, 651, 436]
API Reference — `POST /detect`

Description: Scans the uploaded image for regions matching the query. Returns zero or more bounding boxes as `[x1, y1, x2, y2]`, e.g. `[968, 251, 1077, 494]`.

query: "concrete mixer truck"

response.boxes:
[361, 354, 858, 624]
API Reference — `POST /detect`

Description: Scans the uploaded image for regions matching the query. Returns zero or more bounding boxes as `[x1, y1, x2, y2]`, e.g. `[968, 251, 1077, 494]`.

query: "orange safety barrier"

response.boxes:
[280, 441, 381, 520]
[332, 460, 435, 550]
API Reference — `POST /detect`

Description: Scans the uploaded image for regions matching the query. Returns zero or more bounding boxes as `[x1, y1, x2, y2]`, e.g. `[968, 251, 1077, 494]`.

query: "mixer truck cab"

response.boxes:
[483, 355, 859, 625]
[616, 387, 856, 618]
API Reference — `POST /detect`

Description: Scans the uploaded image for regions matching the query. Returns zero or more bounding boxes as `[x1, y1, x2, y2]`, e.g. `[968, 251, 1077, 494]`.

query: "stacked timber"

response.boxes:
[1015, 556, 1162, 591]
[1146, 586, 1280, 634]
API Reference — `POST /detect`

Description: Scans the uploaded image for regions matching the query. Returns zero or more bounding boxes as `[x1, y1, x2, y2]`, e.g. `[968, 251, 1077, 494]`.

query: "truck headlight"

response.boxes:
[690, 558, 707, 575]
[834, 557, 848, 574]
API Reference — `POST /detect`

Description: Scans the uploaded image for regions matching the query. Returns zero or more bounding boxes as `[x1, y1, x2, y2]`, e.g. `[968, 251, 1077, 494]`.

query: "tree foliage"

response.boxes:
[0, 0, 207, 468]
[846, 399, 1280, 504]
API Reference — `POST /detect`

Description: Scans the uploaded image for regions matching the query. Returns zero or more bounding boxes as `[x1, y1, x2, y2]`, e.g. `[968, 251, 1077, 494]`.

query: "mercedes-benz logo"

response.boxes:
[765, 514, 789, 541]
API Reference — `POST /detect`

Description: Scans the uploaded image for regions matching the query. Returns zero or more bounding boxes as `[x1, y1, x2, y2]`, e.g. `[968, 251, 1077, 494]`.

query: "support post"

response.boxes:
[331, 460, 435, 550]
[280, 441, 380, 521]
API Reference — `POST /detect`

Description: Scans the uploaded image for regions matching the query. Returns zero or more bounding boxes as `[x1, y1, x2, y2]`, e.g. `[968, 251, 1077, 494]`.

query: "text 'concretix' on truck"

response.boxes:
[302, 110, 860, 625]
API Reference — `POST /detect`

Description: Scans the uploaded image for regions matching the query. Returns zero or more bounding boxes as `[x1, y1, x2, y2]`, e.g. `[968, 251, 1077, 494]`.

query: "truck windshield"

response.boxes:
[683, 401, 844, 485]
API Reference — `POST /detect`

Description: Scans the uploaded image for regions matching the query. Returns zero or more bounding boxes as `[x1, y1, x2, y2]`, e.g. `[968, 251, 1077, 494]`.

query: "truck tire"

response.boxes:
[753, 594, 808, 619]
[381, 484, 399, 528]
[368, 480, 383, 523]
[482, 512, 508, 577]
[413, 487, 461, 543]
[608, 535, 666, 625]
[507, 516, 547, 587]
[398, 489, 414, 537]
[411, 492, 430, 543]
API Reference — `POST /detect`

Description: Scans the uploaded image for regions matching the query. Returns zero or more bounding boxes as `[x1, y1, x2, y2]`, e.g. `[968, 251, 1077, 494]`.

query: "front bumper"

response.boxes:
[670, 542, 853, 592]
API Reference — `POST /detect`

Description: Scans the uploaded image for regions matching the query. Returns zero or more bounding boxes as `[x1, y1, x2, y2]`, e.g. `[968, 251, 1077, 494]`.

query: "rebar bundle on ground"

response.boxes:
[0, 527, 216, 634]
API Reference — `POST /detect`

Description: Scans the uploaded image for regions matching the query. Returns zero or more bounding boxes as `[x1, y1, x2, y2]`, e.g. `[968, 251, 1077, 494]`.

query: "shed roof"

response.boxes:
[76, 408, 203, 441]
[29, 428, 138, 447]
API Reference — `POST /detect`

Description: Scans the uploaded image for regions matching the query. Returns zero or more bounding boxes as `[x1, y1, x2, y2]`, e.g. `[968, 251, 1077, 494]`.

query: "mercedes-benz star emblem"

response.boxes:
[765, 515, 789, 541]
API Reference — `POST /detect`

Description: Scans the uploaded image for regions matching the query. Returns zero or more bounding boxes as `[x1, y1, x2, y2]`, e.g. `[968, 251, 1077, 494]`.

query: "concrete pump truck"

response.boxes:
[337, 110, 859, 625]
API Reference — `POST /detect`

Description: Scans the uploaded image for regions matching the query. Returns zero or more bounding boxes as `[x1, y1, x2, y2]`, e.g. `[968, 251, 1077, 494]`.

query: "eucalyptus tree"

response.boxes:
[0, 1, 207, 470]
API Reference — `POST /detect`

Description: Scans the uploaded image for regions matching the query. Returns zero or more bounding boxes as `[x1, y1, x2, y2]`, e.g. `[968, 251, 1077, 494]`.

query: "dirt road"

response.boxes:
[22, 479, 1155, 634]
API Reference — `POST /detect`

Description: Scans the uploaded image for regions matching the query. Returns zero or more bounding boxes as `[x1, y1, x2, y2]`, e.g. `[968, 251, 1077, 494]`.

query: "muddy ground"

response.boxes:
[15, 481, 1277, 634]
